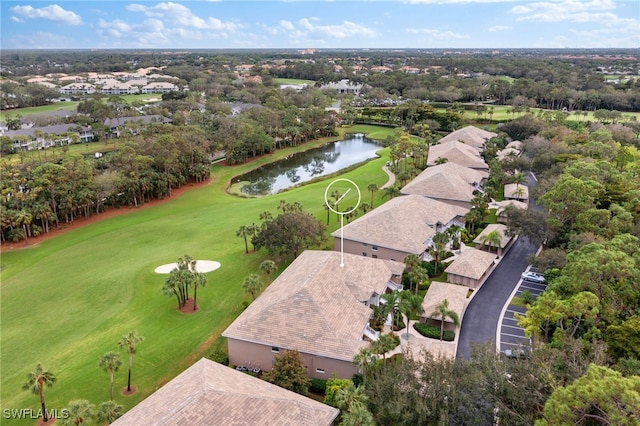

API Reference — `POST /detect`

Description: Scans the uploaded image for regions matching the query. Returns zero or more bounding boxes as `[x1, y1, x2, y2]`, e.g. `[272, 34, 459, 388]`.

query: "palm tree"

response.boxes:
[431, 298, 460, 341]
[480, 229, 502, 254]
[512, 171, 526, 192]
[359, 202, 371, 215]
[341, 402, 375, 426]
[60, 400, 94, 426]
[331, 189, 342, 221]
[15, 208, 32, 246]
[242, 274, 263, 301]
[367, 183, 378, 208]
[259, 259, 277, 284]
[398, 290, 424, 339]
[371, 333, 397, 365]
[191, 268, 207, 311]
[96, 401, 123, 424]
[118, 331, 144, 393]
[22, 363, 57, 422]
[236, 225, 251, 254]
[352, 347, 377, 386]
[99, 351, 122, 401]
[382, 185, 400, 200]
[381, 291, 401, 330]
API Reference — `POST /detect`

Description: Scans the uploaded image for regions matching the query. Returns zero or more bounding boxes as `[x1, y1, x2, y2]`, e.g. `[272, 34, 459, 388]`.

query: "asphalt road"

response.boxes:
[456, 235, 537, 359]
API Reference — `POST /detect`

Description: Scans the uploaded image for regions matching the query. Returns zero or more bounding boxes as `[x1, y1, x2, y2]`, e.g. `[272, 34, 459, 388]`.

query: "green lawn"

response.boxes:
[0, 124, 395, 425]
[273, 78, 316, 86]
[0, 94, 162, 124]
[452, 105, 640, 122]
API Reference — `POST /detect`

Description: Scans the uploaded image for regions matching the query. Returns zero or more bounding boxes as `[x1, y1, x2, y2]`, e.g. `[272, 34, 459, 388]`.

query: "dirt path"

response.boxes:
[0, 179, 212, 253]
[381, 165, 396, 189]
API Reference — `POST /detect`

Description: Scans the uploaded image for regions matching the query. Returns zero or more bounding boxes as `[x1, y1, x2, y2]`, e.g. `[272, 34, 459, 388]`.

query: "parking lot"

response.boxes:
[498, 268, 548, 356]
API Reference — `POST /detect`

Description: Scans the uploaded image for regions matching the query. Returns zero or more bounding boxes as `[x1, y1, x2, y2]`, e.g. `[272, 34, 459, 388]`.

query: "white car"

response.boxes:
[521, 271, 545, 284]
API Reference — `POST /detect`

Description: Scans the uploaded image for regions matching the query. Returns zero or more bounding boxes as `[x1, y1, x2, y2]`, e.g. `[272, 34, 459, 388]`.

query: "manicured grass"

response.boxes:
[0, 125, 394, 424]
[447, 105, 640, 122]
[272, 78, 316, 85]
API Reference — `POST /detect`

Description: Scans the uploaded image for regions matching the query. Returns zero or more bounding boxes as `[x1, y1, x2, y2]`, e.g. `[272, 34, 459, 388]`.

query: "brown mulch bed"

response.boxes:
[178, 298, 200, 314]
[121, 385, 138, 396]
[1, 179, 212, 253]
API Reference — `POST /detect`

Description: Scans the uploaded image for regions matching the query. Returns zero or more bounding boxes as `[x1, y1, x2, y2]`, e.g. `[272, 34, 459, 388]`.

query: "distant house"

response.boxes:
[420, 281, 470, 331]
[223, 250, 404, 380]
[103, 115, 172, 138]
[504, 183, 529, 202]
[473, 224, 514, 257]
[401, 162, 488, 209]
[110, 358, 339, 426]
[496, 141, 523, 161]
[141, 81, 178, 94]
[437, 126, 497, 152]
[320, 79, 363, 95]
[332, 194, 467, 262]
[427, 140, 488, 170]
[4, 124, 93, 150]
[59, 82, 95, 95]
[445, 247, 497, 289]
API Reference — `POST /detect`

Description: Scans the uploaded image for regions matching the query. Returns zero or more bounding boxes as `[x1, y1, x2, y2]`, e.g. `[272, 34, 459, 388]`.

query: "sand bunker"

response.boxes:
[154, 260, 221, 274]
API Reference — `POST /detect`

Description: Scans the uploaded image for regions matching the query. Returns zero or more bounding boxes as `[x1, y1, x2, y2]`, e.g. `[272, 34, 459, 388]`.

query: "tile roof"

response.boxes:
[473, 224, 512, 249]
[4, 124, 90, 138]
[437, 125, 497, 151]
[111, 358, 339, 426]
[427, 140, 488, 169]
[223, 250, 404, 361]
[504, 183, 529, 199]
[445, 247, 497, 280]
[401, 163, 488, 203]
[331, 195, 468, 254]
[494, 199, 528, 216]
[421, 281, 469, 322]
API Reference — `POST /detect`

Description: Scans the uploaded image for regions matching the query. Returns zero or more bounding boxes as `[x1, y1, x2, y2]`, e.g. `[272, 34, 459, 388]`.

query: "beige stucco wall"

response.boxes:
[335, 237, 412, 262]
[228, 338, 358, 380]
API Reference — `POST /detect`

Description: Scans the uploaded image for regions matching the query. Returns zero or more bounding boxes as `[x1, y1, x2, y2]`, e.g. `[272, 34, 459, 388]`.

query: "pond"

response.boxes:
[231, 134, 382, 196]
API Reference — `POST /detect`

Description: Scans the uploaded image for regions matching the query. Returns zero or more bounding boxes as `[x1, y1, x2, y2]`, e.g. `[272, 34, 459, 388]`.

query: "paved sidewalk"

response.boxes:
[380, 165, 396, 189]
[384, 320, 457, 361]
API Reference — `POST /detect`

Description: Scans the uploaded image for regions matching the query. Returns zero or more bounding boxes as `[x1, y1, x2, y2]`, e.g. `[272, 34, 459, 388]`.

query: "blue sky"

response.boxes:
[2, 0, 639, 50]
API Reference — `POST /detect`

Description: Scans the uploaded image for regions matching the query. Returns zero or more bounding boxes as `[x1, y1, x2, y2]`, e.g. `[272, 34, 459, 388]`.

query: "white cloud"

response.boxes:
[511, 0, 617, 22]
[405, 0, 512, 3]
[10, 16, 24, 23]
[10, 4, 82, 25]
[488, 25, 510, 32]
[126, 2, 238, 31]
[296, 18, 377, 38]
[7, 31, 76, 48]
[280, 20, 295, 31]
[406, 28, 470, 39]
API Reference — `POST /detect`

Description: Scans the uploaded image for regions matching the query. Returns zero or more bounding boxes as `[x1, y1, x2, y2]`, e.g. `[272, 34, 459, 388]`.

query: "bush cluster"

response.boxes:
[413, 323, 455, 341]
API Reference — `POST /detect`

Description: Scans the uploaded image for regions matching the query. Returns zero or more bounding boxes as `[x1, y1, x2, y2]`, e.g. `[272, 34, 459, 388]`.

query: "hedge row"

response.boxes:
[413, 322, 455, 342]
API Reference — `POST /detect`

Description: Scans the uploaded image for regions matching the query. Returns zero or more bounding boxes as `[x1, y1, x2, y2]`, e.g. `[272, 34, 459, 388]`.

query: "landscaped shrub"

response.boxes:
[413, 322, 455, 342]
[310, 378, 328, 394]
[208, 350, 229, 365]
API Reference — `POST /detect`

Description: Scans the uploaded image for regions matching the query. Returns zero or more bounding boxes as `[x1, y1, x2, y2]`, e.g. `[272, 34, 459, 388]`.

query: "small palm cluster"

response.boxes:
[22, 330, 143, 425]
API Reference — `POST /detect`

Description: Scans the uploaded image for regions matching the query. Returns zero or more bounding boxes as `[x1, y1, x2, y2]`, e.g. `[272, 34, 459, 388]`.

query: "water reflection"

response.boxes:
[231, 134, 381, 195]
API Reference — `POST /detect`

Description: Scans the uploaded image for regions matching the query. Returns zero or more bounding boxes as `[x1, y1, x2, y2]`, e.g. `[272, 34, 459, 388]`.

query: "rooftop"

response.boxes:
[421, 281, 469, 323]
[223, 250, 404, 361]
[111, 358, 339, 426]
[401, 163, 488, 203]
[331, 195, 468, 254]
[445, 247, 497, 281]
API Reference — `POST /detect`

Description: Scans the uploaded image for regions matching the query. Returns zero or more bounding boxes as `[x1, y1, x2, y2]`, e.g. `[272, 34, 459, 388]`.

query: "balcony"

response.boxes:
[363, 324, 380, 341]
[386, 281, 403, 291]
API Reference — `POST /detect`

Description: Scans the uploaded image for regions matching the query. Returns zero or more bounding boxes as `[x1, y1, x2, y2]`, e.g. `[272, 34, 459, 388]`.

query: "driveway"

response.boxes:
[456, 236, 537, 359]
[457, 171, 540, 359]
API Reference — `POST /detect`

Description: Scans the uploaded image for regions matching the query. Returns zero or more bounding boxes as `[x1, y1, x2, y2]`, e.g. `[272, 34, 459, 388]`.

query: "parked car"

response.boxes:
[521, 271, 545, 283]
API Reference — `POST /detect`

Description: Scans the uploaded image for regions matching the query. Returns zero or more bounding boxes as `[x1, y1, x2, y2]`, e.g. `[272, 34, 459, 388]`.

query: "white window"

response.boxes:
[316, 368, 325, 374]
[271, 346, 279, 353]
[372, 245, 378, 251]
[362, 252, 367, 256]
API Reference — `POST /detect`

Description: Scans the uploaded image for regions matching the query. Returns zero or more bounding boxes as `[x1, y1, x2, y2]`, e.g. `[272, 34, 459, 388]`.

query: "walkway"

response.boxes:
[380, 165, 396, 189]
[385, 319, 457, 361]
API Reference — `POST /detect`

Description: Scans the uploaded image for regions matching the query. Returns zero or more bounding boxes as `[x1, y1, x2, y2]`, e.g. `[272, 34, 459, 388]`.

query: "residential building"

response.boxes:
[437, 125, 497, 152]
[59, 82, 95, 95]
[4, 124, 93, 150]
[444, 248, 497, 289]
[504, 183, 529, 202]
[420, 281, 470, 332]
[111, 358, 339, 426]
[103, 115, 172, 138]
[426, 139, 488, 170]
[494, 199, 528, 224]
[473, 223, 514, 257]
[331, 194, 467, 262]
[401, 162, 488, 209]
[320, 79, 363, 95]
[141, 81, 178, 94]
[223, 250, 404, 379]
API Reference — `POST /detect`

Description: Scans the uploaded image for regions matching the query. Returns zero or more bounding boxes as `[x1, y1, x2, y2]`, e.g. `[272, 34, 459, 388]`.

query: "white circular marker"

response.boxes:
[324, 179, 362, 267]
